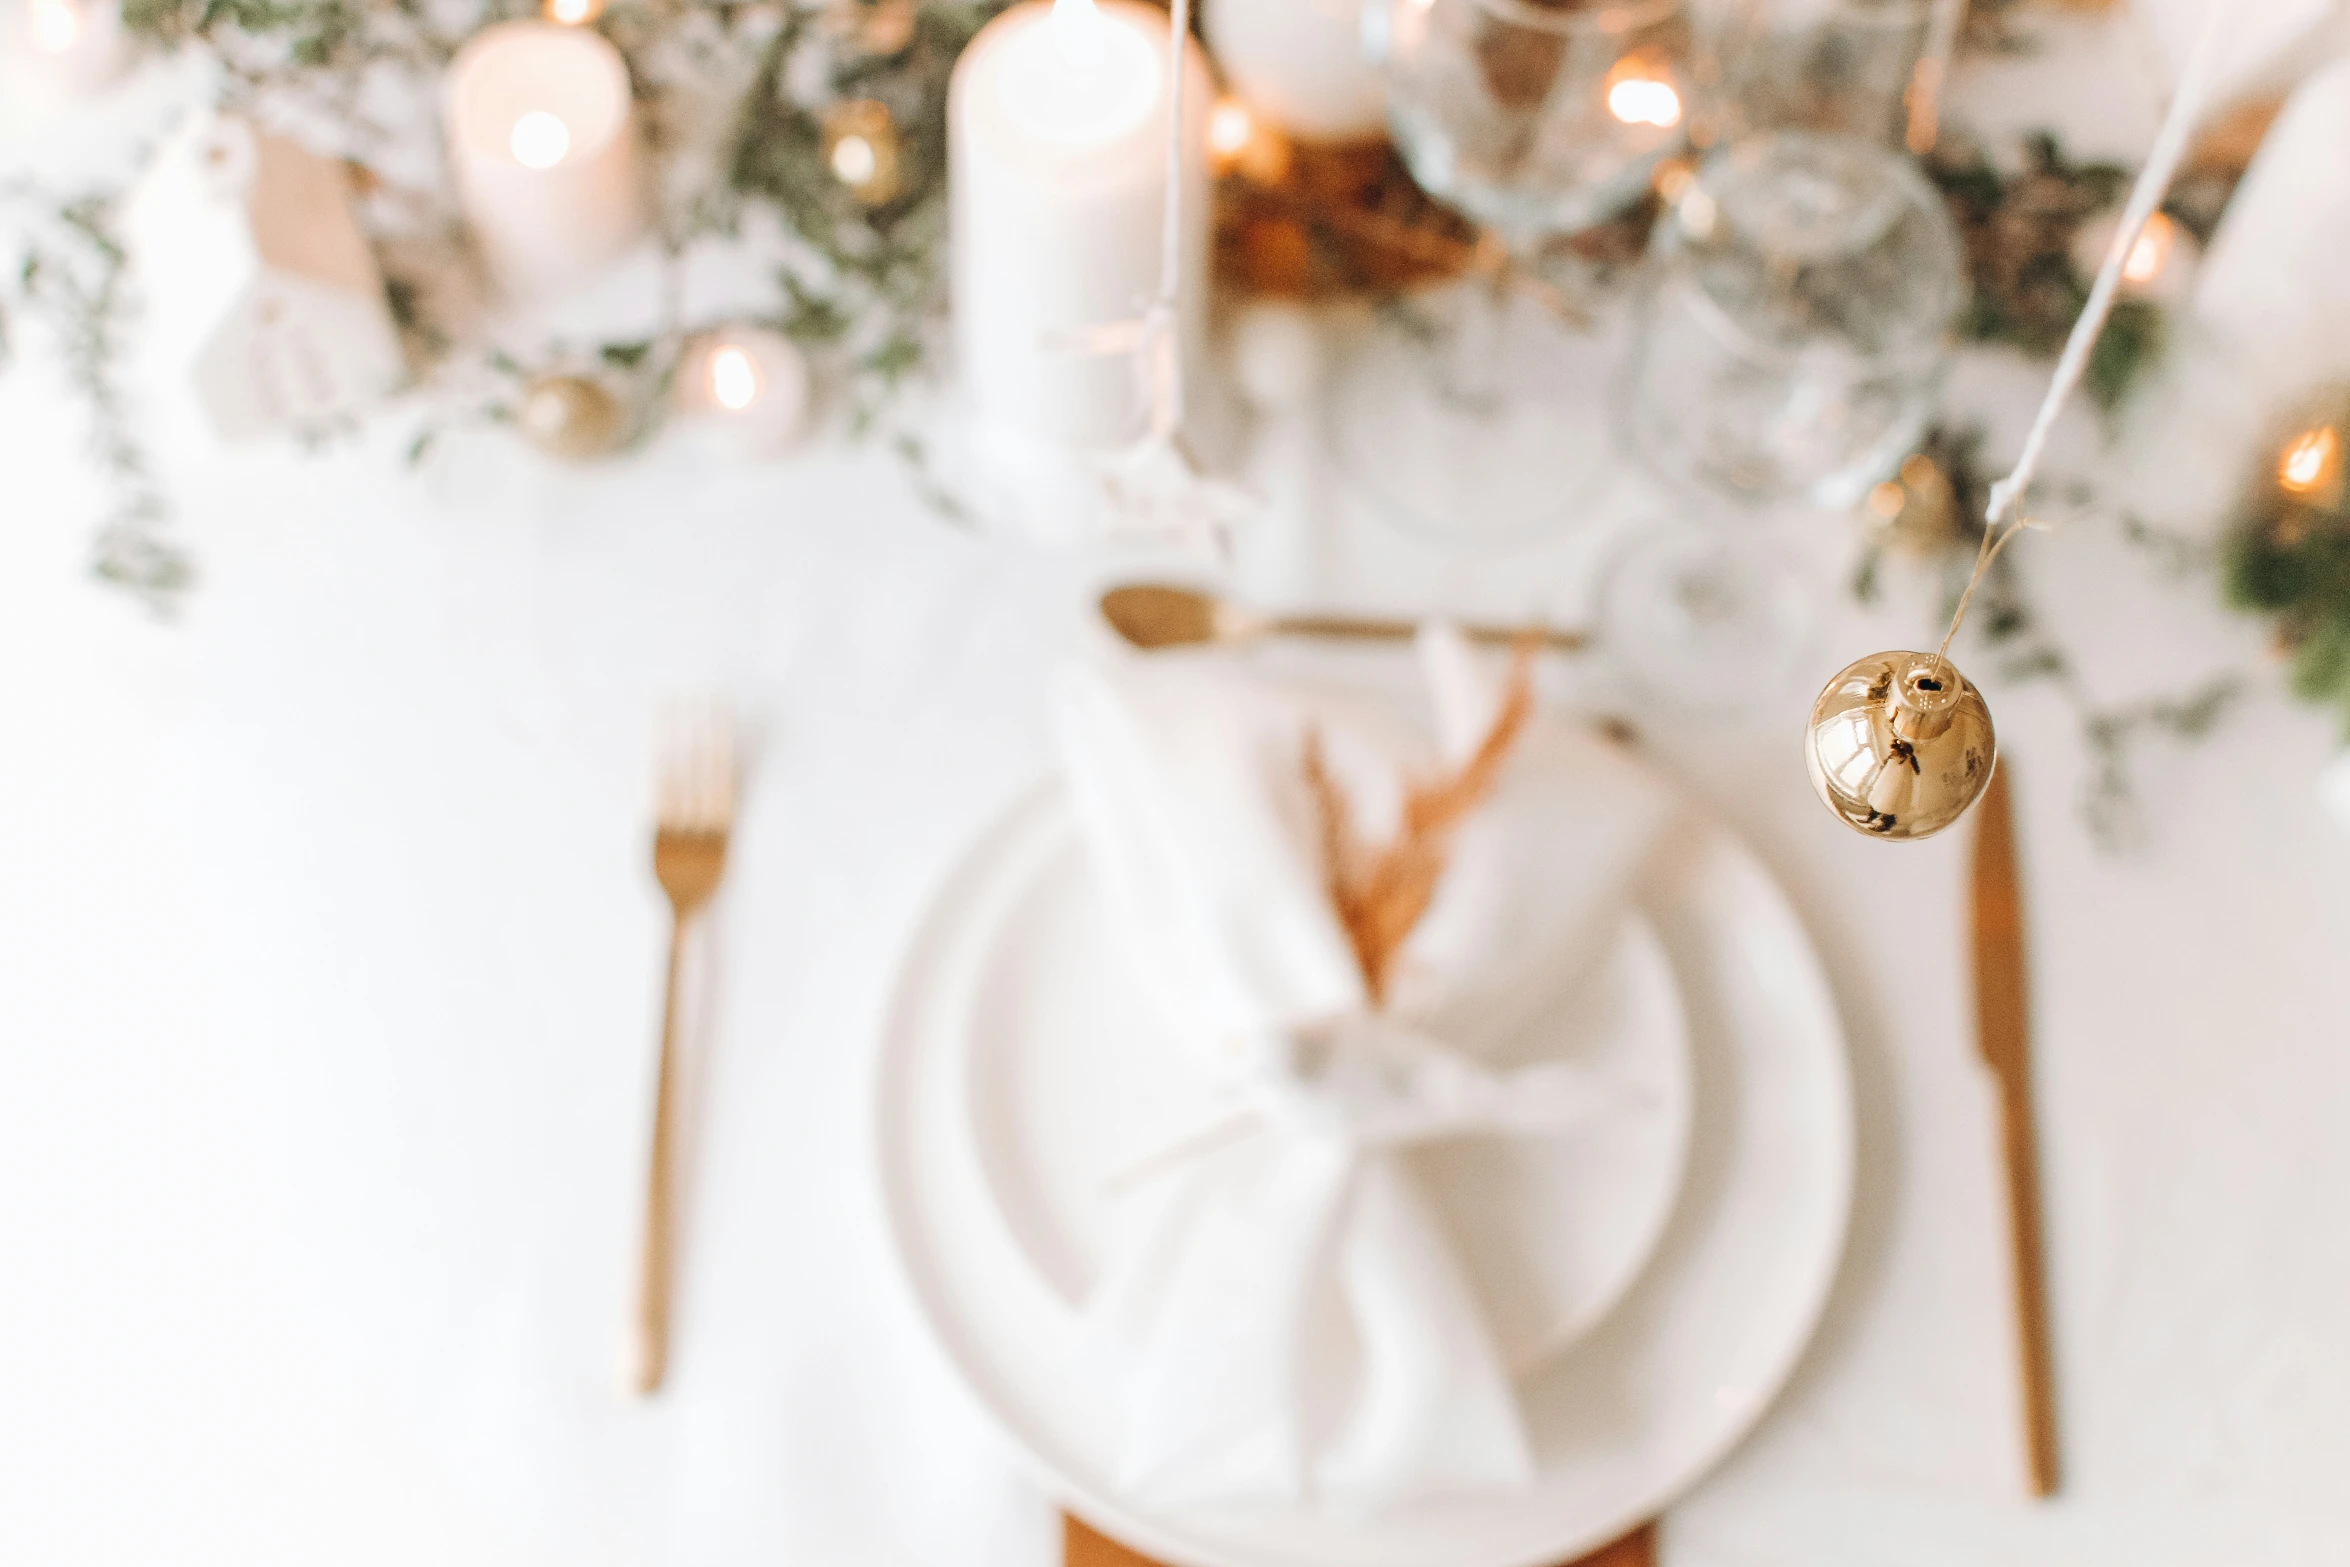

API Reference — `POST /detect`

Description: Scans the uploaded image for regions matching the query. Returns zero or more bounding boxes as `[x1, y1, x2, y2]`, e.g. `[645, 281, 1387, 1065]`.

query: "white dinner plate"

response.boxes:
[878, 774, 1852, 1567]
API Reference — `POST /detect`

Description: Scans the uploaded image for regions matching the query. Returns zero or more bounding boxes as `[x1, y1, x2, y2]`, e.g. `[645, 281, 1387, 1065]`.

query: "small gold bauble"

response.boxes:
[821, 98, 905, 208]
[1806, 650, 1997, 841]
[516, 373, 626, 462]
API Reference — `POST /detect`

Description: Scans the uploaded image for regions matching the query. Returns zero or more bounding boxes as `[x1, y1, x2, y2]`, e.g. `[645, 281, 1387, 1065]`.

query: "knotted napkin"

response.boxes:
[1056, 629, 1673, 1512]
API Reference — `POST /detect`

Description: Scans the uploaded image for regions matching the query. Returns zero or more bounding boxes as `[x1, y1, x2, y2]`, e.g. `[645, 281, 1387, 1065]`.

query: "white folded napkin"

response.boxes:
[2132, 0, 2341, 117]
[2192, 53, 2350, 423]
[1056, 628, 1674, 1513]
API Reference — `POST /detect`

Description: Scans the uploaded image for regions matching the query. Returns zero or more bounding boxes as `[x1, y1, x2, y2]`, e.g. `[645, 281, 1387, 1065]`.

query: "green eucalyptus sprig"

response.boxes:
[725, 0, 1005, 431]
[1926, 131, 2171, 414]
[1, 181, 188, 606]
[2223, 394, 2350, 734]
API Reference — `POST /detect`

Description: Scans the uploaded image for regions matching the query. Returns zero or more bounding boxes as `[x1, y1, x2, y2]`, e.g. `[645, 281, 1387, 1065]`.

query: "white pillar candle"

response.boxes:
[443, 20, 649, 297]
[675, 327, 813, 458]
[16, 0, 129, 94]
[1204, 0, 1385, 142]
[949, 0, 1211, 450]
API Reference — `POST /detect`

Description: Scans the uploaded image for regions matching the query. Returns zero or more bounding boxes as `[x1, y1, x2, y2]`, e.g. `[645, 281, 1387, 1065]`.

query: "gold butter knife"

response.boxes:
[1099, 583, 1589, 655]
[1972, 762, 2059, 1495]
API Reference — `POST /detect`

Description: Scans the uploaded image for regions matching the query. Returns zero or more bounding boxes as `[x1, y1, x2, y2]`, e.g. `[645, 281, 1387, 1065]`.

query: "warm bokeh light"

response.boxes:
[543, 0, 602, 24]
[509, 110, 572, 169]
[1867, 481, 1906, 520]
[2279, 425, 2339, 496]
[1051, 0, 1108, 69]
[1204, 95, 1289, 183]
[709, 346, 762, 412]
[2122, 212, 2175, 286]
[1605, 56, 1682, 130]
[1208, 98, 1254, 162]
[830, 133, 878, 187]
[28, 0, 81, 53]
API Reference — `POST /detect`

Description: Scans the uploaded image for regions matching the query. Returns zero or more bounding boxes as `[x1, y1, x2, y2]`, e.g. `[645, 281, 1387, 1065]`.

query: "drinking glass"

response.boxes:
[1627, 130, 1960, 506]
[1707, 0, 1934, 149]
[1332, 0, 1694, 546]
[1604, 130, 1963, 702]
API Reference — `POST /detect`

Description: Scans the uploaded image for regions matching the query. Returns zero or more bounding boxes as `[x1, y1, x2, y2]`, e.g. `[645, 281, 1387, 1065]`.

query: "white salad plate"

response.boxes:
[878, 769, 1852, 1567]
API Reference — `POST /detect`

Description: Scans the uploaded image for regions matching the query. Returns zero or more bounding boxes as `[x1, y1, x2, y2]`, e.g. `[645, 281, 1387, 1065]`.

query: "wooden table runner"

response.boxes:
[1065, 1514, 1657, 1567]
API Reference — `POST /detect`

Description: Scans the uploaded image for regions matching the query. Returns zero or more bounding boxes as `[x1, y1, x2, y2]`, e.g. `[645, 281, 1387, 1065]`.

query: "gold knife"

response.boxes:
[1971, 762, 2059, 1496]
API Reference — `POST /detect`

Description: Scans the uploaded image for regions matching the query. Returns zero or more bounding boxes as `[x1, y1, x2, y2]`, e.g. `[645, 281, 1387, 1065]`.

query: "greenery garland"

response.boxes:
[0, 9, 2318, 846]
[26, 1, 1004, 571]
[2224, 390, 2350, 734]
[1925, 130, 2170, 414]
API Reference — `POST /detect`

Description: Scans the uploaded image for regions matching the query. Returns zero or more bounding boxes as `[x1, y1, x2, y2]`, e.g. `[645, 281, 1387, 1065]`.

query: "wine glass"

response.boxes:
[1707, 0, 1935, 150]
[1332, 0, 1695, 547]
[1603, 130, 1964, 703]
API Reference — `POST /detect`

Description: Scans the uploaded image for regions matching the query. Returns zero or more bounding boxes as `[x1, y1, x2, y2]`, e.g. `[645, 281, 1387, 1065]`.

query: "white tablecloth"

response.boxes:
[6, 18, 2350, 1566]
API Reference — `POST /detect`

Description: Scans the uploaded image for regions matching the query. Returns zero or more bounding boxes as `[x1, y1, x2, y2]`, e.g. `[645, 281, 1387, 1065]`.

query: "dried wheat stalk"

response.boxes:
[1303, 643, 1537, 1003]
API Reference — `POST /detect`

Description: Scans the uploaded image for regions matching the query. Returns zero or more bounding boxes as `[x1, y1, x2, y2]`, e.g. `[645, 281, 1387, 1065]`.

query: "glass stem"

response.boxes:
[1431, 234, 1527, 416]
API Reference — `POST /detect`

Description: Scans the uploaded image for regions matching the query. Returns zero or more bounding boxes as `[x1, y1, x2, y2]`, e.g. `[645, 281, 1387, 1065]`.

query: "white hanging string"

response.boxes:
[1145, 0, 1192, 440]
[1049, 0, 1263, 555]
[1936, 0, 2228, 663]
[1055, 0, 1192, 439]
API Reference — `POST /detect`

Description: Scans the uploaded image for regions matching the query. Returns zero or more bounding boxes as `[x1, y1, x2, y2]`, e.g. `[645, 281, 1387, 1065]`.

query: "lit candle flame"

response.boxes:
[1208, 98, 1254, 162]
[1604, 58, 1682, 129]
[29, 0, 81, 53]
[545, 0, 600, 23]
[2279, 426, 2339, 495]
[710, 345, 762, 412]
[1050, 0, 1108, 70]
[509, 110, 573, 169]
[830, 134, 878, 187]
[2122, 211, 2174, 286]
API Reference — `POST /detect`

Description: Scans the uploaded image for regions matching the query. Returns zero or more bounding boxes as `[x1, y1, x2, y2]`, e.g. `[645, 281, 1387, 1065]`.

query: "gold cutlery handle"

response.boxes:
[1998, 1067, 2059, 1495]
[632, 919, 686, 1396]
[1270, 614, 1588, 652]
[1972, 764, 2058, 1494]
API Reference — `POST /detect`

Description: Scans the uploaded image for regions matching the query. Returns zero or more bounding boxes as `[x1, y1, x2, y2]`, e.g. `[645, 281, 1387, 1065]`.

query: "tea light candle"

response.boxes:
[2074, 207, 2198, 306]
[1204, 0, 1384, 142]
[444, 20, 648, 296]
[18, 0, 129, 94]
[949, 0, 1211, 448]
[1603, 50, 1684, 133]
[675, 327, 812, 457]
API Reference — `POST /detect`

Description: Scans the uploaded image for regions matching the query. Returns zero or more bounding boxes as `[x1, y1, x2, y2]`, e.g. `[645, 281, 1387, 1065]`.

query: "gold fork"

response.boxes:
[631, 706, 737, 1397]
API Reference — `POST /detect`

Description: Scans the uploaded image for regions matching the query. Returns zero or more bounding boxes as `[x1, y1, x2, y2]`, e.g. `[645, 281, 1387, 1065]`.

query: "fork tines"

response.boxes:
[656, 703, 738, 837]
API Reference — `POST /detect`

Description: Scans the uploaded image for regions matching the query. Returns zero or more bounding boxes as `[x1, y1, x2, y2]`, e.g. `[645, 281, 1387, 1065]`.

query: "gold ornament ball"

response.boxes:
[516, 373, 625, 462]
[822, 98, 905, 208]
[1806, 650, 1997, 841]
